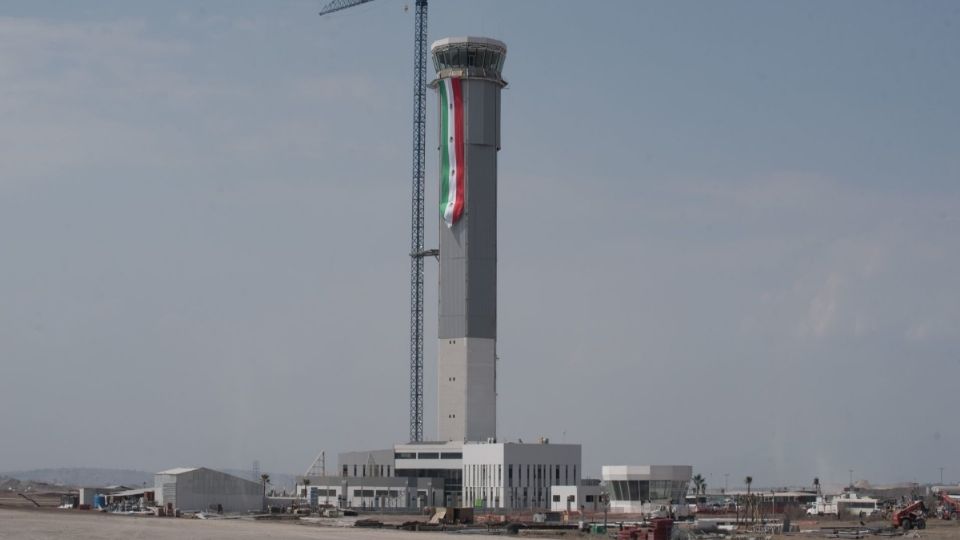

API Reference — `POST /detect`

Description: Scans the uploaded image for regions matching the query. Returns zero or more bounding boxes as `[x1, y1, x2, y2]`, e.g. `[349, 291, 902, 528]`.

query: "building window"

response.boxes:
[586, 495, 595, 502]
[342, 465, 348, 477]
[353, 465, 357, 476]
[394, 452, 416, 459]
[418, 452, 439, 459]
[553, 495, 561, 502]
[441, 452, 462, 459]
[508, 464, 513, 487]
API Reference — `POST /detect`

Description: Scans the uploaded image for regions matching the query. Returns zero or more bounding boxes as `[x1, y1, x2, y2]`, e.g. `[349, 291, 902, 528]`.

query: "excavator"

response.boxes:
[937, 491, 960, 520]
[891, 500, 927, 530]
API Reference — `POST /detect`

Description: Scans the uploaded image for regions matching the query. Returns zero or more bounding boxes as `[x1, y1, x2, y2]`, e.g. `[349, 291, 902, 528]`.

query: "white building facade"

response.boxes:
[315, 441, 583, 511]
[463, 441, 581, 510]
[601, 465, 692, 514]
[297, 476, 445, 510]
[550, 483, 603, 513]
[394, 441, 464, 507]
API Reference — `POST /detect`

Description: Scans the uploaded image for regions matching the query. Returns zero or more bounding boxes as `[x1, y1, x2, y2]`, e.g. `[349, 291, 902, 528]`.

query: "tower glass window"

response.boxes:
[431, 37, 507, 85]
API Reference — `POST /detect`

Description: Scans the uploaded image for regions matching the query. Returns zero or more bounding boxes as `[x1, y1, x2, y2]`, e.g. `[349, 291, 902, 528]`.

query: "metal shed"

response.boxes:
[154, 467, 263, 513]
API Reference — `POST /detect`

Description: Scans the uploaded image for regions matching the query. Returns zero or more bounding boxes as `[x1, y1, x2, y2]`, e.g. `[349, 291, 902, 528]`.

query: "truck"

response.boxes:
[892, 500, 926, 530]
[937, 490, 960, 520]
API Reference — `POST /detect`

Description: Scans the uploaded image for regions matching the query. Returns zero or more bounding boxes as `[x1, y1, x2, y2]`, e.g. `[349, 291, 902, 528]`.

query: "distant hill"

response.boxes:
[2, 468, 153, 488]
[1, 467, 297, 492]
[221, 469, 297, 492]
[0, 474, 66, 493]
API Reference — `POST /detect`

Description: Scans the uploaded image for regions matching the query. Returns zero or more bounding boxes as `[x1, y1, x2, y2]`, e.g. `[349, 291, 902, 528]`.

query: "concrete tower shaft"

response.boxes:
[431, 37, 506, 443]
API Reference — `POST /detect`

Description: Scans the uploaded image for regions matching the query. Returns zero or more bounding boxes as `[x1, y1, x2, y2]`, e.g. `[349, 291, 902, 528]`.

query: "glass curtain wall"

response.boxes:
[432, 46, 505, 73]
[608, 480, 690, 503]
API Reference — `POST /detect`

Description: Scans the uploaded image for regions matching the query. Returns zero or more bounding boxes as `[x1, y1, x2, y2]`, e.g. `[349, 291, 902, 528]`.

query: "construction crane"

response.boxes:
[319, 0, 430, 442]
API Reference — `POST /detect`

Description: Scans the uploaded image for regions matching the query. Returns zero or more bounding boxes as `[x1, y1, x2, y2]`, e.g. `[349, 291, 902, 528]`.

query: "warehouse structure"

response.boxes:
[155, 467, 262, 513]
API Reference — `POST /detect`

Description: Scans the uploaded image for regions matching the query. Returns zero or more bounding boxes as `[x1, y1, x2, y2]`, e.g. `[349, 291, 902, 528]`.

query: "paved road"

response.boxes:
[0, 508, 499, 540]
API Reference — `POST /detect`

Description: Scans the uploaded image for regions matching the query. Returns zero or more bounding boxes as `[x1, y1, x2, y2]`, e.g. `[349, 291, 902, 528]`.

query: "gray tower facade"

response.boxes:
[431, 37, 507, 442]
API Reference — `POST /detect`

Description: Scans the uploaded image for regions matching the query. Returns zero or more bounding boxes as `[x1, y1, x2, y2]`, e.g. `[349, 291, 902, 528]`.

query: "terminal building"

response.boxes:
[299, 438, 581, 511]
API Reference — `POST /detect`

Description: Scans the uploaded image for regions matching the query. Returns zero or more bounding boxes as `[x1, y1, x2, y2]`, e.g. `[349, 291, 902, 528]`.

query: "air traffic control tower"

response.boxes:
[431, 37, 507, 443]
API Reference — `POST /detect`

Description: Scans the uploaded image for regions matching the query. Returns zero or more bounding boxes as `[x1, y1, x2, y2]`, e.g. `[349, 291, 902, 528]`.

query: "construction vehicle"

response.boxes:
[891, 500, 927, 530]
[937, 490, 960, 520]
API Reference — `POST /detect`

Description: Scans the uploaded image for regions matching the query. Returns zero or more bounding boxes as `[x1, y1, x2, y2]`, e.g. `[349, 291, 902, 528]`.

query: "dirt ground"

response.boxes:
[0, 507, 506, 540]
[776, 517, 960, 540]
[3, 507, 960, 540]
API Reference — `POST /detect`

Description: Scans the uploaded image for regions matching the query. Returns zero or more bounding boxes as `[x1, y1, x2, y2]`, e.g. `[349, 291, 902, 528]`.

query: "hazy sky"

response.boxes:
[1, 1, 958, 491]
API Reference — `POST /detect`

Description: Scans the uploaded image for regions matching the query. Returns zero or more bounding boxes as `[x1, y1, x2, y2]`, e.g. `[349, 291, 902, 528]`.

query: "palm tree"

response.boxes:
[813, 477, 821, 496]
[743, 476, 754, 524]
[692, 474, 705, 502]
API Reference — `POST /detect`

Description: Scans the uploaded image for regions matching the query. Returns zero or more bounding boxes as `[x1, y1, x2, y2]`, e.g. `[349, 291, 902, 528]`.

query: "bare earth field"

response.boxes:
[0, 508, 506, 540]
[3, 508, 960, 540]
[775, 518, 960, 540]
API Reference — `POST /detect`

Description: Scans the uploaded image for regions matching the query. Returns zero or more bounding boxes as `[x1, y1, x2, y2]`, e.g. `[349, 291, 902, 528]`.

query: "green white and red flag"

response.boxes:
[439, 77, 465, 227]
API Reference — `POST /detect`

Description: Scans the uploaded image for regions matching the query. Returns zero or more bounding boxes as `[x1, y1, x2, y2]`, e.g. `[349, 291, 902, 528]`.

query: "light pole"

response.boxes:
[602, 492, 609, 532]
[724, 473, 729, 494]
[940, 467, 945, 485]
[848, 469, 853, 489]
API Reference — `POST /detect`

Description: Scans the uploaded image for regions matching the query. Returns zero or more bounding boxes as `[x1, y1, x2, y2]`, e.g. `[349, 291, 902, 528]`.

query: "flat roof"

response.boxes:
[109, 487, 155, 497]
[431, 36, 506, 53]
[156, 467, 199, 475]
[602, 465, 692, 481]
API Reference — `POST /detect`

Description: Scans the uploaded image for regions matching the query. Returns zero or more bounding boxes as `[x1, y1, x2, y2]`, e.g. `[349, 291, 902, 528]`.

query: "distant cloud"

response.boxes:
[803, 272, 841, 339]
[0, 14, 389, 184]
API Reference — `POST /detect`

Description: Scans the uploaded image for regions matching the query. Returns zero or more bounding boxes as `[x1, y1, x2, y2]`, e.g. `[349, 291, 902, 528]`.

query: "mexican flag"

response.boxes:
[439, 77, 465, 227]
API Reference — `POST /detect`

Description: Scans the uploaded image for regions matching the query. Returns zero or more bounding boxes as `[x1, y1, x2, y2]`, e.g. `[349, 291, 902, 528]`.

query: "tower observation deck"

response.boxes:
[431, 37, 506, 443]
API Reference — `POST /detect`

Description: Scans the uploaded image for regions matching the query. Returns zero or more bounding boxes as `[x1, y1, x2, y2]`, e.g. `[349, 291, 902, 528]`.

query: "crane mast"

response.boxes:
[407, 0, 428, 444]
[320, 0, 429, 442]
